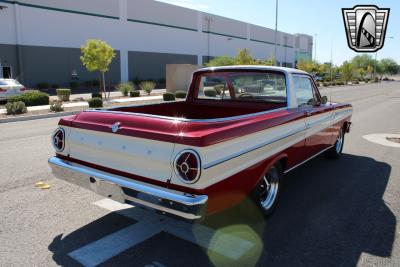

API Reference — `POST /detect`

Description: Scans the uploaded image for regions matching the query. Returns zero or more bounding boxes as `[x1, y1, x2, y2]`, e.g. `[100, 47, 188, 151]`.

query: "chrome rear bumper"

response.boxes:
[48, 157, 208, 220]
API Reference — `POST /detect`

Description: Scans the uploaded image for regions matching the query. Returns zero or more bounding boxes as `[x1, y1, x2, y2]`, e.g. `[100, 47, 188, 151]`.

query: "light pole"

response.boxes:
[205, 16, 213, 63]
[274, 0, 278, 66]
[314, 34, 318, 62]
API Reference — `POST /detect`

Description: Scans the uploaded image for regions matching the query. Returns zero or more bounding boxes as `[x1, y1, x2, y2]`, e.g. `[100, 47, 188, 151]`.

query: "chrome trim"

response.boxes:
[85, 107, 288, 123]
[48, 157, 208, 220]
[283, 145, 334, 174]
[203, 126, 306, 169]
[173, 149, 202, 184]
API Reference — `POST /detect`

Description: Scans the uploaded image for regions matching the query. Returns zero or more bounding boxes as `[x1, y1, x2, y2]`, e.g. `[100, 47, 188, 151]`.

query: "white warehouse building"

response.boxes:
[0, 0, 313, 88]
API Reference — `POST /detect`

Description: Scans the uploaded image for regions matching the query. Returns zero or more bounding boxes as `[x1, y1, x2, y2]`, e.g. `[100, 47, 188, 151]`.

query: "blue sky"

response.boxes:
[158, 0, 399, 65]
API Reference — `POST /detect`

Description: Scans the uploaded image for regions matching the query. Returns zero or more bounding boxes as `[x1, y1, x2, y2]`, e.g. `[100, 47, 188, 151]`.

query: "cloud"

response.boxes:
[158, 0, 209, 10]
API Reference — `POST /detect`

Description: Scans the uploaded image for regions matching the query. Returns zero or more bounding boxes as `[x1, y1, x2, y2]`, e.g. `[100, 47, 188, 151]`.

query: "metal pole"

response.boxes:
[274, 0, 278, 66]
[330, 38, 333, 82]
[374, 51, 377, 79]
[314, 34, 317, 62]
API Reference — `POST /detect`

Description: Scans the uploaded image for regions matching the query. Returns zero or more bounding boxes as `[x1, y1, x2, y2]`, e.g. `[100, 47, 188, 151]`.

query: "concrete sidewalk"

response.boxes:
[0, 95, 163, 114]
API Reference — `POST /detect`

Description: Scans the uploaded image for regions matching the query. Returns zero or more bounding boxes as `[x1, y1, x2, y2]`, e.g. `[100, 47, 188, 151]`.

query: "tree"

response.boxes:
[235, 48, 254, 65]
[340, 61, 354, 82]
[296, 60, 319, 74]
[80, 39, 116, 99]
[380, 58, 399, 76]
[205, 56, 235, 67]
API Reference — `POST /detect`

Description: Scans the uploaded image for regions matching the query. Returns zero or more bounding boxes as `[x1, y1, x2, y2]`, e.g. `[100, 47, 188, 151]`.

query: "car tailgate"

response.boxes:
[60, 110, 182, 183]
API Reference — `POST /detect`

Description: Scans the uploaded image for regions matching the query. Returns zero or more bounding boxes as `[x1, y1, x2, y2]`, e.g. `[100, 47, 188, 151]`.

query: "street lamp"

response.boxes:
[274, 0, 278, 66]
[314, 34, 318, 62]
[205, 16, 213, 63]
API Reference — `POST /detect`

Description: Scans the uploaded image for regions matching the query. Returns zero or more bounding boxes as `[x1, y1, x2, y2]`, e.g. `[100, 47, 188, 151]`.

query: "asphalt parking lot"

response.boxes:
[1, 82, 400, 267]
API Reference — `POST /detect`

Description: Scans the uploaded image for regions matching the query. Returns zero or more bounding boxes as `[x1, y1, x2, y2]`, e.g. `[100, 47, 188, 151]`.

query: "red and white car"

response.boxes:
[49, 66, 352, 221]
[0, 79, 27, 101]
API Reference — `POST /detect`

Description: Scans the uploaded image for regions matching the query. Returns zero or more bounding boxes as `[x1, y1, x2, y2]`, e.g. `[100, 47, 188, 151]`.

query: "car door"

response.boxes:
[293, 75, 334, 158]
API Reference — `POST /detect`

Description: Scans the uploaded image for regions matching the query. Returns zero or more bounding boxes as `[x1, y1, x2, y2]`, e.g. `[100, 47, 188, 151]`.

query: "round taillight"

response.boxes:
[174, 150, 201, 184]
[52, 128, 65, 152]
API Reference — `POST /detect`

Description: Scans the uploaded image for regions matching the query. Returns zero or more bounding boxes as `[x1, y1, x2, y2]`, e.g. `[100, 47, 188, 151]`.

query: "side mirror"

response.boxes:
[321, 96, 328, 104]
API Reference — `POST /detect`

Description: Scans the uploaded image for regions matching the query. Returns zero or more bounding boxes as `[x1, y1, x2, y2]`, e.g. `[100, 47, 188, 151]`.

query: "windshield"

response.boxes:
[196, 71, 287, 103]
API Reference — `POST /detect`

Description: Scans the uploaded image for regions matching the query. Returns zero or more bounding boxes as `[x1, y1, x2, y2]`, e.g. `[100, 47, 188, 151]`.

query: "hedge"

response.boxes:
[174, 90, 187, 99]
[56, 89, 71, 101]
[204, 89, 217, 97]
[130, 90, 140, 97]
[8, 90, 49, 106]
[88, 97, 103, 108]
[163, 92, 175, 101]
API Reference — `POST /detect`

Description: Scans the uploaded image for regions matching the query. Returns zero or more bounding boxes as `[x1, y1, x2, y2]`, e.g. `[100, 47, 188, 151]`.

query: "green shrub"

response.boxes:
[130, 90, 140, 97]
[140, 81, 156, 95]
[88, 97, 103, 108]
[374, 77, 379, 83]
[163, 92, 175, 101]
[352, 80, 359, 84]
[174, 90, 187, 99]
[70, 81, 79, 89]
[51, 84, 60, 89]
[213, 84, 225, 95]
[383, 77, 390, 81]
[5, 101, 27, 115]
[37, 82, 50, 90]
[204, 89, 217, 97]
[364, 78, 369, 83]
[8, 90, 49, 106]
[92, 92, 102, 99]
[50, 100, 64, 112]
[56, 89, 71, 101]
[322, 82, 329, 87]
[116, 82, 134, 96]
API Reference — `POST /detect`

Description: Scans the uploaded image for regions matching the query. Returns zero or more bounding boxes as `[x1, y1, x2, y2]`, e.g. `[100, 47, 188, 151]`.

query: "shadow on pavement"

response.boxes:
[48, 153, 395, 267]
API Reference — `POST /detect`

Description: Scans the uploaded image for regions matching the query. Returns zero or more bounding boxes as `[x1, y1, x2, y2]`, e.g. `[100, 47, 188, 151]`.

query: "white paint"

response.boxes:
[362, 134, 400, 148]
[68, 222, 162, 267]
[90, 198, 256, 263]
[110, 95, 162, 103]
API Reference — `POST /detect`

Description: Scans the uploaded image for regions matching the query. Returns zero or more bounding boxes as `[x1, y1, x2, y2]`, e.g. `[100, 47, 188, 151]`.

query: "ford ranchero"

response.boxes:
[49, 66, 352, 221]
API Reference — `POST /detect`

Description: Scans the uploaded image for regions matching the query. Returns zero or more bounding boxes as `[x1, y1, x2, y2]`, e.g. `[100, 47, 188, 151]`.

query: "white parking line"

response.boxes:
[68, 222, 162, 267]
[68, 199, 256, 266]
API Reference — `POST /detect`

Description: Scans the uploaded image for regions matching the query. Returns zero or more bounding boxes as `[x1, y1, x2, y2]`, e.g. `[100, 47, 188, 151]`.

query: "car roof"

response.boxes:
[195, 65, 309, 75]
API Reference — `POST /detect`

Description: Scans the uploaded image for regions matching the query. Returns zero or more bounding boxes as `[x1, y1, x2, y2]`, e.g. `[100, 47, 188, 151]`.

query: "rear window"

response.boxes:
[196, 72, 287, 103]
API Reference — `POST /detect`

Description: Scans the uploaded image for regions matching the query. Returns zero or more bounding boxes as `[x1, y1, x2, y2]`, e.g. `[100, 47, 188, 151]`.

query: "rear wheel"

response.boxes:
[325, 127, 345, 159]
[251, 164, 282, 216]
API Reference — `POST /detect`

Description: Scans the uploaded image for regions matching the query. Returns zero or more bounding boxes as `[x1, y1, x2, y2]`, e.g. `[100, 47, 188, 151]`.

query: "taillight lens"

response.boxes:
[0, 88, 6, 92]
[20, 87, 27, 91]
[52, 128, 65, 152]
[174, 150, 201, 184]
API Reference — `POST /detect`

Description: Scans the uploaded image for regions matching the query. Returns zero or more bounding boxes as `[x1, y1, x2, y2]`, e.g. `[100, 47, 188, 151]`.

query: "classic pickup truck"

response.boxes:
[49, 66, 352, 221]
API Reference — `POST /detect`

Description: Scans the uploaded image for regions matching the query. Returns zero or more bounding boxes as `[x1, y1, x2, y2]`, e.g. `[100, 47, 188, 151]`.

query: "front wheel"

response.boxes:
[325, 127, 345, 159]
[251, 164, 282, 216]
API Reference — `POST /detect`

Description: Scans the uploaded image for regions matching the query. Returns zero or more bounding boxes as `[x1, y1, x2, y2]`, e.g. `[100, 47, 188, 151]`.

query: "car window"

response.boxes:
[197, 76, 232, 100]
[230, 73, 286, 103]
[293, 76, 318, 107]
[196, 72, 287, 103]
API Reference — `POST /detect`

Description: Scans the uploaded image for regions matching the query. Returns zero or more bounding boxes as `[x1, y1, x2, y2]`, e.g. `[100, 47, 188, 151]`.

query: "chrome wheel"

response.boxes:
[335, 129, 344, 153]
[259, 172, 279, 210]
